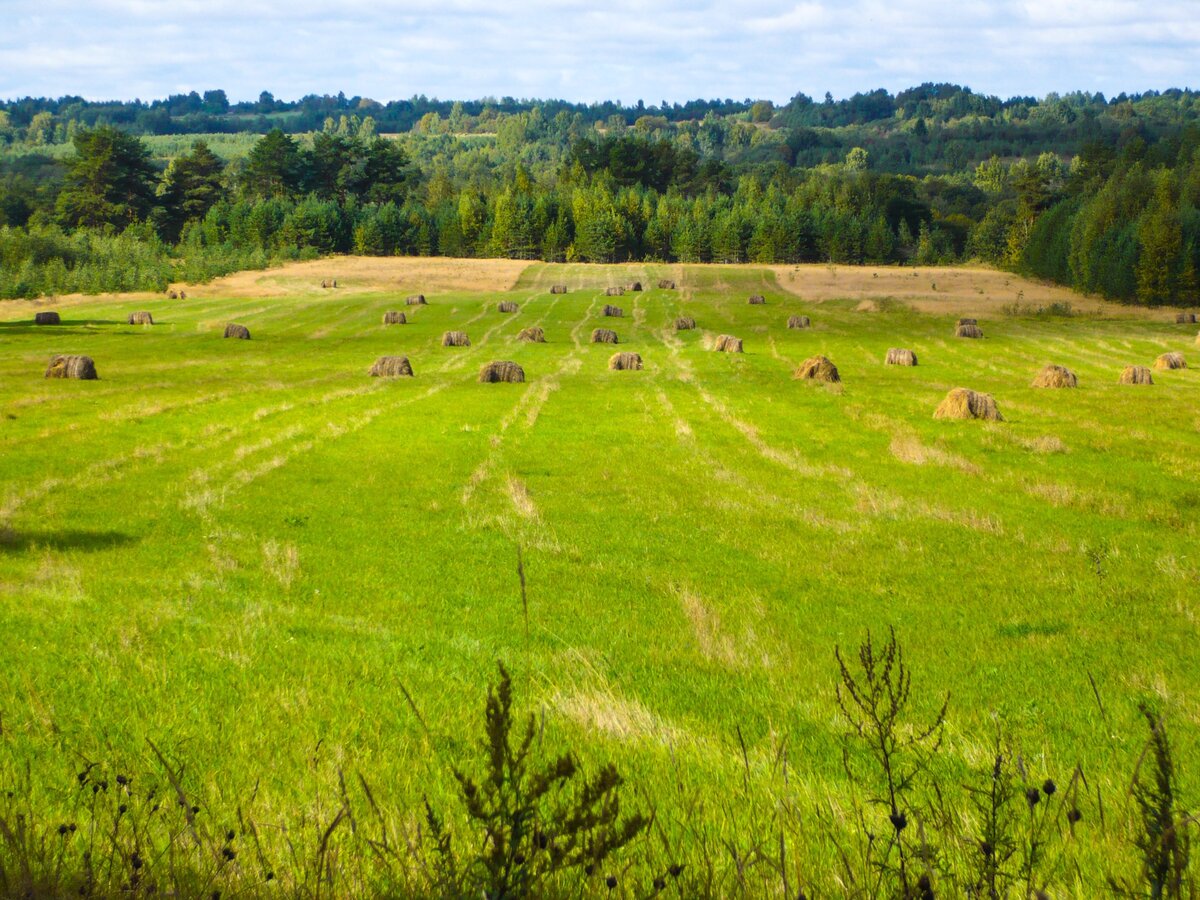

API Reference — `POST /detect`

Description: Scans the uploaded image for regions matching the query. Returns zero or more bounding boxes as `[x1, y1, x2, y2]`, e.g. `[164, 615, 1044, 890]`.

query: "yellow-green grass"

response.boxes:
[1, 263, 1198, 888]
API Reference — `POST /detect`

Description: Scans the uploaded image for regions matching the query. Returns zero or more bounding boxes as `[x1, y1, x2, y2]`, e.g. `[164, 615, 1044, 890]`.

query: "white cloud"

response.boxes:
[1, 1, 1197, 103]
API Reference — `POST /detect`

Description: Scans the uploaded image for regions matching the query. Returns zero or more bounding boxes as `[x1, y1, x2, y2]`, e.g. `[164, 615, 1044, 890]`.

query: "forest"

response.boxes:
[2, 82, 1200, 306]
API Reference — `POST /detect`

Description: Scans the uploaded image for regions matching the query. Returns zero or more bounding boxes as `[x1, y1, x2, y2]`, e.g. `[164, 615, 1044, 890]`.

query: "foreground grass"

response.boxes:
[0, 263, 1198, 895]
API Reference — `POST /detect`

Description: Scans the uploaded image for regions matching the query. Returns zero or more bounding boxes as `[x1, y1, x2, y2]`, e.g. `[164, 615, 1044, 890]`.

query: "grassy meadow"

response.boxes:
[1, 259, 1198, 895]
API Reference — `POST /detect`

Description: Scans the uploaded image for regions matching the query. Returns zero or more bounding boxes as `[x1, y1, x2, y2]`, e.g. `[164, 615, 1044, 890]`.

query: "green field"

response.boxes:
[1, 262, 1198, 894]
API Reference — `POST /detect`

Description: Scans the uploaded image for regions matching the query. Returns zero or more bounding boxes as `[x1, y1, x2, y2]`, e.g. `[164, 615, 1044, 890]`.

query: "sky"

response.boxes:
[2, 0, 1197, 105]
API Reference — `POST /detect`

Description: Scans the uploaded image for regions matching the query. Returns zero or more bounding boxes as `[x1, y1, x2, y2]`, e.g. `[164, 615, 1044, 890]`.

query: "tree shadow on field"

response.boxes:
[0, 320, 125, 335]
[0, 527, 137, 553]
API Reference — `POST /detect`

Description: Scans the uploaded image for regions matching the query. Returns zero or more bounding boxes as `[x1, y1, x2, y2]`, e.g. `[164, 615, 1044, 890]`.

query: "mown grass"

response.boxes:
[1, 263, 1198, 895]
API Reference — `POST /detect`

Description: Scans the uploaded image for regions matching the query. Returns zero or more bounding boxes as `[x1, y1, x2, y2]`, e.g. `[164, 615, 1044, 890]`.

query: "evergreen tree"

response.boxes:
[56, 126, 157, 229]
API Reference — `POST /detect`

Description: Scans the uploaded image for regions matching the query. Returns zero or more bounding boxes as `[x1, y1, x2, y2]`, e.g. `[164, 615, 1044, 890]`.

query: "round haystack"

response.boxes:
[224, 323, 251, 339]
[591, 328, 619, 344]
[955, 323, 984, 339]
[45, 354, 98, 380]
[382, 310, 407, 325]
[605, 287, 625, 297]
[934, 388, 1003, 421]
[748, 294, 766, 305]
[885, 348, 918, 366]
[179, 291, 187, 300]
[517, 326, 546, 343]
[498, 301, 519, 313]
[406, 294, 427, 305]
[787, 315, 810, 329]
[794, 355, 840, 383]
[479, 361, 524, 383]
[1176, 312, 1197, 324]
[603, 305, 624, 317]
[1032, 364, 1078, 388]
[369, 355, 413, 377]
[550, 284, 568, 294]
[714, 335, 743, 353]
[674, 316, 697, 330]
[957, 317, 978, 326]
[629, 281, 643, 292]
[1119, 365, 1154, 385]
[167, 290, 178, 299]
[128, 311, 154, 325]
[658, 279, 676, 289]
[442, 331, 471, 347]
[321, 280, 328, 288]
[609, 352, 643, 371]
[34, 311, 60, 325]
[1154, 352, 1187, 370]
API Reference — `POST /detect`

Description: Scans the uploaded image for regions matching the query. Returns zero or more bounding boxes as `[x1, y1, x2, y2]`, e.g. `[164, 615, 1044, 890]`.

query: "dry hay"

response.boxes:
[934, 388, 1003, 421]
[382, 310, 407, 325]
[794, 355, 840, 383]
[603, 304, 624, 317]
[674, 316, 696, 330]
[748, 294, 766, 305]
[406, 294, 427, 305]
[498, 301, 519, 313]
[885, 348, 918, 366]
[179, 290, 187, 299]
[127, 311, 154, 325]
[787, 315, 810, 329]
[1176, 312, 1197, 324]
[629, 281, 643, 291]
[167, 289, 178, 299]
[34, 311, 60, 325]
[223, 323, 251, 339]
[1154, 352, 1187, 370]
[479, 361, 525, 383]
[368, 355, 413, 377]
[517, 326, 546, 342]
[658, 279, 676, 289]
[45, 354, 98, 380]
[1032, 364, 1078, 388]
[591, 328, 619, 344]
[957, 317, 978, 326]
[714, 334, 743, 353]
[605, 287, 625, 297]
[1119, 365, 1154, 385]
[855, 300, 878, 312]
[442, 330, 471, 347]
[609, 352, 643, 371]
[550, 284, 568, 294]
[955, 323, 984, 339]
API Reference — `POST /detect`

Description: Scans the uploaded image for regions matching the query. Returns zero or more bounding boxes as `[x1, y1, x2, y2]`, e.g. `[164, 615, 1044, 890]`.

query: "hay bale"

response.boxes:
[442, 331, 471, 347]
[885, 348, 918, 366]
[787, 315, 810, 329]
[628, 281, 643, 292]
[369, 356, 413, 377]
[179, 291, 186, 300]
[957, 317, 977, 326]
[127, 311, 154, 325]
[591, 328, 619, 344]
[331, 280, 337, 289]
[167, 290, 178, 299]
[1155, 352, 1187, 370]
[603, 305, 624, 317]
[517, 326, 546, 343]
[406, 294, 427, 305]
[658, 279, 676, 289]
[934, 388, 1003, 421]
[45, 354, 97, 380]
[224, 323, 251, 339]
[955, 323, 984, 339]
[1120, 365, 1154, 385]
[497, 301, 519, 313]
[605, 287, 625, 297]
[674, 316, 696, 330]
[748, 294, 766, 305]
[1175, 312, 1196, 324]
[714, 335, 743, 353]
[550, 284, 568, 294]
[382, 310, 407, 325]
[321, 280, 328, 288]
[609, 352, 643, 371]
[34, 311, 61, 325]
[479, 361, 525, 383]
[794, 355, 840, 383]
[1032, 364, 1078, 388]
